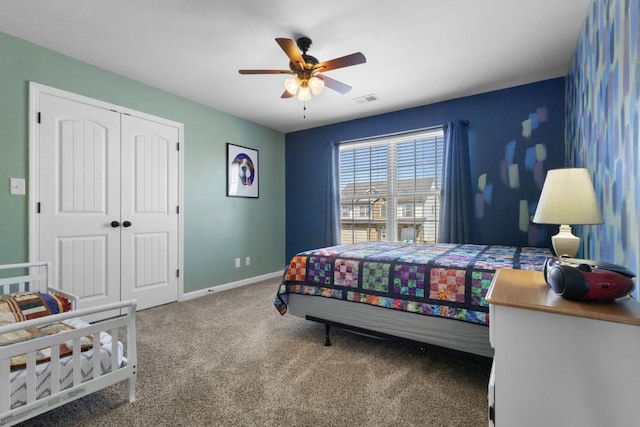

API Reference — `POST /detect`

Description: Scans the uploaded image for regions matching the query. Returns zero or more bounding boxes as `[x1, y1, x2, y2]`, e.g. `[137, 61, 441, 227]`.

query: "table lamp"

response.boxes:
[533, 168, 603, 257]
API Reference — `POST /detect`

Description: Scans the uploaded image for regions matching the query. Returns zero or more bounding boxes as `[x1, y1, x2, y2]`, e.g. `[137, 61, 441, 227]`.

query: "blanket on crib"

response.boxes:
[0, 292, 90, 371]
[275, 242, 551, 325]
[1, 322, 96, 371]
[0, 291, 72, 326]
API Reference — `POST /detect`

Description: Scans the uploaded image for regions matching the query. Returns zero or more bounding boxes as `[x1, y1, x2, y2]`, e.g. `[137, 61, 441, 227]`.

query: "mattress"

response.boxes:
[8, 317, 124, 410]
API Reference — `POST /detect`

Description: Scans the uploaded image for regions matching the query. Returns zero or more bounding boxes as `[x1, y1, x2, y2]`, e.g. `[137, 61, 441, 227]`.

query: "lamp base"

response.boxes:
[551, 225, 580, 257]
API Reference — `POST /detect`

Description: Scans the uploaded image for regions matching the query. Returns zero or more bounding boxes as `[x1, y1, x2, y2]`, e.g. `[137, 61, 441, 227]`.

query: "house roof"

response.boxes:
[0, 0, 593, 133]
[341, 177, 436, 200]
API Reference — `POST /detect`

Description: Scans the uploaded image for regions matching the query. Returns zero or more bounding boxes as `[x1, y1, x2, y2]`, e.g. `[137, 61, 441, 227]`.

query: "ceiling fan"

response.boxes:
[238, 37, 366, 101]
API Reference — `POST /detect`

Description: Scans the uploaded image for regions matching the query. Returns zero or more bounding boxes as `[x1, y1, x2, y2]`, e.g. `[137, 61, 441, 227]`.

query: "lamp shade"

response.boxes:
[533, 168, 603, 225]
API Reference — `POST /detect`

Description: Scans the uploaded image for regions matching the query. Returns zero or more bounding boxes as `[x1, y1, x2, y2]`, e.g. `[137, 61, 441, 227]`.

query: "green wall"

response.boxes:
[0, 32, 285, 293]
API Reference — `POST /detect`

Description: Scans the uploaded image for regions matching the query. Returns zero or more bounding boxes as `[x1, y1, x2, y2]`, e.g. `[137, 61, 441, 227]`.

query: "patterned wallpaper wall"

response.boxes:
[566, 0, 639, 275]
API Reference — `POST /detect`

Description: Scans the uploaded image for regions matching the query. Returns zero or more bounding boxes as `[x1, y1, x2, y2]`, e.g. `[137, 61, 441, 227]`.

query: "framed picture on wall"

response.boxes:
[227, 143, 259, 198]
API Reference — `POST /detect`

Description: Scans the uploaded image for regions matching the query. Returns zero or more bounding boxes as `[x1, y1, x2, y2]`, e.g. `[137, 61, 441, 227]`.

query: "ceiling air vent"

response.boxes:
[352, 94, 379, 104]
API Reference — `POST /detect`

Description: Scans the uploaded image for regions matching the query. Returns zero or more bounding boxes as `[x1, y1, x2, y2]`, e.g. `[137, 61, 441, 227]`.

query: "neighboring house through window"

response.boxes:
[339, 127, 444, 244]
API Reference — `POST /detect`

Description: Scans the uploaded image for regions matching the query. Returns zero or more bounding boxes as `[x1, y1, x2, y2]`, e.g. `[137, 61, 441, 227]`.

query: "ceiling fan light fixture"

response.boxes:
[297, 85, 312, 101]
[240, 37, 366, 104]
[284, 77, 300, 95]
[309, 76, 324, 95]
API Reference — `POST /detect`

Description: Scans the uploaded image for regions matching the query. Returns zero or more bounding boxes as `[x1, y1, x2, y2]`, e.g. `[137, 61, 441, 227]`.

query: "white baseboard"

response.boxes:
[181, 270, 283, 301]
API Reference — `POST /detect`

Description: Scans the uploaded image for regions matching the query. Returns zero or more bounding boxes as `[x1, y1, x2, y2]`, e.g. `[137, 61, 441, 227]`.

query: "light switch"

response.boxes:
[10, 178, 26, 195]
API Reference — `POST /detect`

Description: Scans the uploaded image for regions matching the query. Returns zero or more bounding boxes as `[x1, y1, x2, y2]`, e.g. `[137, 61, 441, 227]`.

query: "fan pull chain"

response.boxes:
[303, 102, 307, 119]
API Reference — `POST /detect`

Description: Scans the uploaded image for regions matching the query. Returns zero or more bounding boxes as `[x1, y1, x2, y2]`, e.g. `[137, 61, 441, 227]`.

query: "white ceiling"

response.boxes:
[0, 0, 593, 133]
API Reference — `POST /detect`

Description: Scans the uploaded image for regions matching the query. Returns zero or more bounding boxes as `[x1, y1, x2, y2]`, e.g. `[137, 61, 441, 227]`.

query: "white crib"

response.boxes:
[0, 262, 137, 426]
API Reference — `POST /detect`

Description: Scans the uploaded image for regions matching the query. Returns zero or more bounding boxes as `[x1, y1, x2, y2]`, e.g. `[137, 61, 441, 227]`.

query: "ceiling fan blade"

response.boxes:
[281, 90, 294, 99]
[239, 69, 293, 75]
[316, 52, 366, 72]
[319, 75, 352, 94]
[275, 38, 306, 70]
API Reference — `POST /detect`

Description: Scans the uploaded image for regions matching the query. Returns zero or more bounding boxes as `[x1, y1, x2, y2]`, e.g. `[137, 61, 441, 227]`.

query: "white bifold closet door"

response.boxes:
[120, 114, 179, 309]
[36, 91, 179, 319]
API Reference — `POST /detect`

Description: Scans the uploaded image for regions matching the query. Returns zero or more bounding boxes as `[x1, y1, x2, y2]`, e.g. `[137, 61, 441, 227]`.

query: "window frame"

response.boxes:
[338, 127, 444, 244]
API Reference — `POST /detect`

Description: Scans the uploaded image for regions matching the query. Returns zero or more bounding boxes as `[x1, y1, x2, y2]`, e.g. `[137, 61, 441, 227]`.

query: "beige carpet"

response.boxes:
[18, 278, 492, 427]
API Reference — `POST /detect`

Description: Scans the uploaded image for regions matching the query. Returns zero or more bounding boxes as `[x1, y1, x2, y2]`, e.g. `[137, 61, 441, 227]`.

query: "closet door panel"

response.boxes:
[120, 115, 179, 309]
[38, 93, 121, 312]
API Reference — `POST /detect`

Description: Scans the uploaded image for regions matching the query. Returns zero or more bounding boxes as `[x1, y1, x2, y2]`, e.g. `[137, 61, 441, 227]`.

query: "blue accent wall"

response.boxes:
[286, 78, 566, 260]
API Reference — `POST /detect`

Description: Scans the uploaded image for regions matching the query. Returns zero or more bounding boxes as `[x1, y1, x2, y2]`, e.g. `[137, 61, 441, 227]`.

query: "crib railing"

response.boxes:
[0, 261, 75, 306]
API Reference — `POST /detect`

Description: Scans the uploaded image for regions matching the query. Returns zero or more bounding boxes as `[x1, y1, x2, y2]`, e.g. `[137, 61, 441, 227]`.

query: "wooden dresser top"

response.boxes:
[486, 268, 640, 326]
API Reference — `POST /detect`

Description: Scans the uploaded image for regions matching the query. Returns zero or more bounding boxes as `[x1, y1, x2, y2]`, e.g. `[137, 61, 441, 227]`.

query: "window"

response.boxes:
[379, 202, 387, 218]
[403, 204, 414, 218]
[339, 128, 443, 244]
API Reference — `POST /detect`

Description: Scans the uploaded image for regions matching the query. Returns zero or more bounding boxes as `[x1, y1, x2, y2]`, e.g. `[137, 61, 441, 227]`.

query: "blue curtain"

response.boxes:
[438, 120, 475, 243]
[323, 141, 340, 246]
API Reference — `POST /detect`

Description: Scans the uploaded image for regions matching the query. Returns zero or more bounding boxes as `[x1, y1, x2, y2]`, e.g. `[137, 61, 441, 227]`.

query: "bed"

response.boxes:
[0, 262, 137, 427]
[275, 242, 551, 357]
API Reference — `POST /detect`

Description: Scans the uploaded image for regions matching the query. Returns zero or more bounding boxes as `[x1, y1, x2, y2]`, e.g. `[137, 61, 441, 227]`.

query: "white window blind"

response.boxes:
[339, 127, 444, 244]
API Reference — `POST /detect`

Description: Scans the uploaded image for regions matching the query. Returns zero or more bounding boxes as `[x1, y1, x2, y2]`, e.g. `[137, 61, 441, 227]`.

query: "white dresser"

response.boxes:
[486, 268, 640, 427]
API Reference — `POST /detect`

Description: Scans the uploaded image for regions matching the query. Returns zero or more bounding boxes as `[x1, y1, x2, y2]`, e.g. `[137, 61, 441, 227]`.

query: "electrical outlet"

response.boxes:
[235, 258, 241, 268]
[245, 257, 251, 266]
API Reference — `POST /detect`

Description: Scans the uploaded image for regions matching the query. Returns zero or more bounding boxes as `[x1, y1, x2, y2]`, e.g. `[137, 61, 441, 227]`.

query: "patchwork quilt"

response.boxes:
[0, 292, 84, 371]
[2, 322, 96, 371]
[0, 291, 72, 327]
[275, 242, 551, 325]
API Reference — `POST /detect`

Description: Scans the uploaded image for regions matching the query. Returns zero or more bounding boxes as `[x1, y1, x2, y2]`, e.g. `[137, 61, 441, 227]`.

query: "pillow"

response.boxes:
[0, 292, 72, 327]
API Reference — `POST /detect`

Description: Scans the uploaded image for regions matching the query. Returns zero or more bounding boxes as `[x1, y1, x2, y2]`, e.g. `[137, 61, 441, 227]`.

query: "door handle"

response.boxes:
[123, 221, 132, 228]
[110, 221, 120, 228]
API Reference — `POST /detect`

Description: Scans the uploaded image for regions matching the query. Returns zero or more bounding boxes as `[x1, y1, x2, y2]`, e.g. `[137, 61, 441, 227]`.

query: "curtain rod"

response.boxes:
[443, 120, 469, 129]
